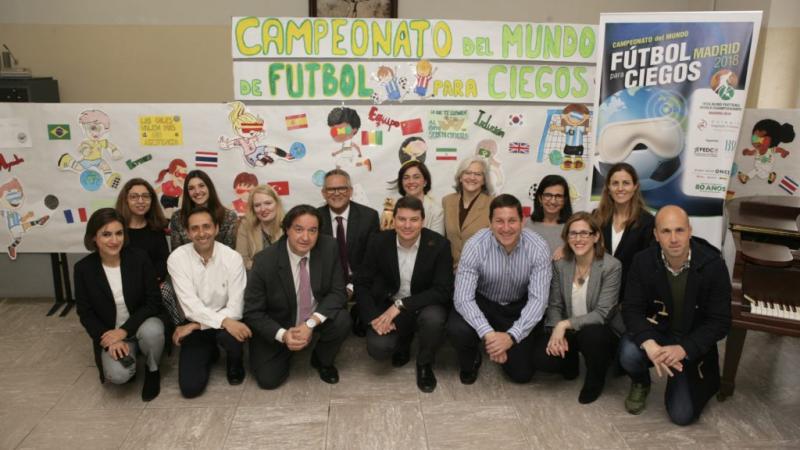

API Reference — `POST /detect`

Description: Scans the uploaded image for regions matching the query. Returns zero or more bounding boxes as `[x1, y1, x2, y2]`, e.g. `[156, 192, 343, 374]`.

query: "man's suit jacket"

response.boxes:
[243, 235, 347, 341]
[600, 209, 655, 295]
[545, 253, 624, 335]
[354, 228, 453, 322]
[317, 201, 380, 276]
[441, 192, 491, 270]
[74, 247, 163, 345]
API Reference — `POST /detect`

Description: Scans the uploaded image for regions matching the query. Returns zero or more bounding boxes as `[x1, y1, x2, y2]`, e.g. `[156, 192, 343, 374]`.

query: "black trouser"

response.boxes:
[250, 309, 351, 390]
[179, 328, 243, 398]
[446, 294, 538, 383]
[365, 303, 447, 366]
[532, 323, 619, 386]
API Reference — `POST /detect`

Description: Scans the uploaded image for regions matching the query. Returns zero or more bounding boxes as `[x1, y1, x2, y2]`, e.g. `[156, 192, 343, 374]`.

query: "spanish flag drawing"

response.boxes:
[285, 114, 308, 131]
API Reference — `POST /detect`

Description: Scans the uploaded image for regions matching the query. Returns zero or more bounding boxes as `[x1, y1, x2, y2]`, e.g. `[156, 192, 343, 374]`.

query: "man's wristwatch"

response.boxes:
[393, 298, 405, 311]
[305, 318, 317, 329]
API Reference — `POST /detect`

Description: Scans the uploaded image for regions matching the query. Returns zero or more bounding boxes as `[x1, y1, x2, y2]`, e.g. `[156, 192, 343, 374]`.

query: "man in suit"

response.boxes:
[168, 206, 250, 398]
[619, 205, 731, 425]
[244, 204, 351, 389]
[317, 168, 380, 336]
[448, 194, 551, 385]
[355, 196, 453, 392]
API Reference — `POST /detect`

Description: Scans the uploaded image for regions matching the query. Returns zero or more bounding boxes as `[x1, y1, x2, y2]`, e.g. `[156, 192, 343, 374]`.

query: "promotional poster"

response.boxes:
[592, 11, 761, 246]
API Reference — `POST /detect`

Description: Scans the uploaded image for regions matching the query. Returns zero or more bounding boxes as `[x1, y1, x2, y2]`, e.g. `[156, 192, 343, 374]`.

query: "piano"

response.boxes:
[718, 195, 800, 400]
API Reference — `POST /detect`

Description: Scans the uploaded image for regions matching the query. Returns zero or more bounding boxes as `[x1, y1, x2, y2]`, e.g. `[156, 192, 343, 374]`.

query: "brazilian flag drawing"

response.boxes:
[48, 124, 71, 140]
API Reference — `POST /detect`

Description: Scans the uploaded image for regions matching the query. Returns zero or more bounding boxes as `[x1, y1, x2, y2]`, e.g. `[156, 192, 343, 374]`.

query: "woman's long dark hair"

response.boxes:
[115, 178, 167, 231]
[179, 170, 227, 226]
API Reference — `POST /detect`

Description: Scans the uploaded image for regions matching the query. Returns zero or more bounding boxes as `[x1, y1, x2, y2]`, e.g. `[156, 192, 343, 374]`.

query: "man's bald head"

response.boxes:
[654, 205, 692, 264]
[655, 205, 690, 230]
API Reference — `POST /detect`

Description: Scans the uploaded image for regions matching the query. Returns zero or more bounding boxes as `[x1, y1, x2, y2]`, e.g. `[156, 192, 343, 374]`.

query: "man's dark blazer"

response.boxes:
[74, 247, 163, 346]
[601, 209, 655, 294]
[354, 228, 453, 322]
[317, 200, 380, 277]
[243, 234, 347, 341]
[622, 236, 731, 413]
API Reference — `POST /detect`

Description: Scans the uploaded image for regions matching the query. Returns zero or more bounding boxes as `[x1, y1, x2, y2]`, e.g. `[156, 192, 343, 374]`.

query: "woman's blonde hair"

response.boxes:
[452, 156, 492, 195]
[243, 185, 284, 252]
[228, 101, 263, 134]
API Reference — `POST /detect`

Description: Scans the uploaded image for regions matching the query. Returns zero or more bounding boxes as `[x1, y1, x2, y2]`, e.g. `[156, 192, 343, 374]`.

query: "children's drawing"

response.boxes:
[154, 158, 187, 210]
[57, 109, 123, 190]
[371, 66, 409, 104]
[0, 178, 49, 260]
[413, 60, 436, 98]
[737, 119, 795, 185]
[232, 172, 258, 216]
[398, 136, 428, 165]
[549, 103, 591, 170]
[219, 101, 294, 167]
[475, 139, 504, 194]
[327, 107, 372, 172]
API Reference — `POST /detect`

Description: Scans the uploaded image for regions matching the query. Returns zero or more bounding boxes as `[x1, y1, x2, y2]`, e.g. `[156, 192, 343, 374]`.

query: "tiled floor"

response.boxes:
[1, 297, 798, 449]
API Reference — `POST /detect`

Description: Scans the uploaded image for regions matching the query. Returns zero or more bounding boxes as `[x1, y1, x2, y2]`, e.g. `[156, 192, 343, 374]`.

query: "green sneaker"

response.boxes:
[625, 382, 650, 415]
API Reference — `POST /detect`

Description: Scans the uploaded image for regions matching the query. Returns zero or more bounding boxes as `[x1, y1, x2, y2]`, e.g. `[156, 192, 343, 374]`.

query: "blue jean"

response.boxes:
[618, 333, 696, 426]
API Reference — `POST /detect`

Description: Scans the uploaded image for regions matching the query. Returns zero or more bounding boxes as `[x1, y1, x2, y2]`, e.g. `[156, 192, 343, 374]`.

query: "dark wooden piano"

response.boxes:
[718, 195, 800, 400]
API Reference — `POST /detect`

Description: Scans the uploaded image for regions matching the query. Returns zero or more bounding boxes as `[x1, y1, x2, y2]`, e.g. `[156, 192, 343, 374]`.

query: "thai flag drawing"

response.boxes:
[195, 151, 219, 167]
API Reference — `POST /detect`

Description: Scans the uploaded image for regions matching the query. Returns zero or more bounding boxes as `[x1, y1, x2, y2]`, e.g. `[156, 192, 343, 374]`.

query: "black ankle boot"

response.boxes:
[578, 370, 605, 404]
[142, 370, 161, 401]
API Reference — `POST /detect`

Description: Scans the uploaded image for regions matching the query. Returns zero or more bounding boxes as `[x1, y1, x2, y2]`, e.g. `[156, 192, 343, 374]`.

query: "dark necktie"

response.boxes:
[335, 216, 349, 282]
[297, 257, 313, 325]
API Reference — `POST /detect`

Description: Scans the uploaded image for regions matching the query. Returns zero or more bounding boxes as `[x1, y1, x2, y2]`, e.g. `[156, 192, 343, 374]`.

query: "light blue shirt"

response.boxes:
[454, 228, 551, 342]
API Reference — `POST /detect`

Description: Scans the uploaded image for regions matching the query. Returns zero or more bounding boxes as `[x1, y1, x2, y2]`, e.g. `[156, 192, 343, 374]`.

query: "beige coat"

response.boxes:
[441, 192, 491, 270]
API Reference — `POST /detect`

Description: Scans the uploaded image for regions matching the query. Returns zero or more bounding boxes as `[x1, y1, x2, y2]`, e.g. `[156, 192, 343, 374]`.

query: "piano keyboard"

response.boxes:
[744, 294, 800, 321]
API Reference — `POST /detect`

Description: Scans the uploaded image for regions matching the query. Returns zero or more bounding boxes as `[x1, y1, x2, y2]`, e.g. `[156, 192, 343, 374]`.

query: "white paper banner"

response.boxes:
[0, 102, 595, 254]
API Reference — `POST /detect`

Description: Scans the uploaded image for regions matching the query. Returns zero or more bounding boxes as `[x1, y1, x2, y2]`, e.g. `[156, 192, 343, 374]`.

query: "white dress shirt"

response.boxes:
[168, 241, 247, 330]
[395, 235, 421, 299]
[329, 204, 350, 242]
[329, 204, 353, 291]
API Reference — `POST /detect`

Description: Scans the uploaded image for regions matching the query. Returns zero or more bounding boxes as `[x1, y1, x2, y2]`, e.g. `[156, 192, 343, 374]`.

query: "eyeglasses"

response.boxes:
[541, 193, 565, 201]
[463, 171, 484, 178]
[324, 186, 350, 194]
[128, 193, 151, 202]
[568, 230, 595, 239]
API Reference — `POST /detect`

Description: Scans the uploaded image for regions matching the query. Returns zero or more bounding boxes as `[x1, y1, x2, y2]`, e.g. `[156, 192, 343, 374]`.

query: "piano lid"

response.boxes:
[727, 195, 800, 238]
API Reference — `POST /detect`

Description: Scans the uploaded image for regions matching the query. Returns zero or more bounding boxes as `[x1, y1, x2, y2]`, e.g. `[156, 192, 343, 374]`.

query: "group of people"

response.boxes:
[74, 159, 731, 426]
